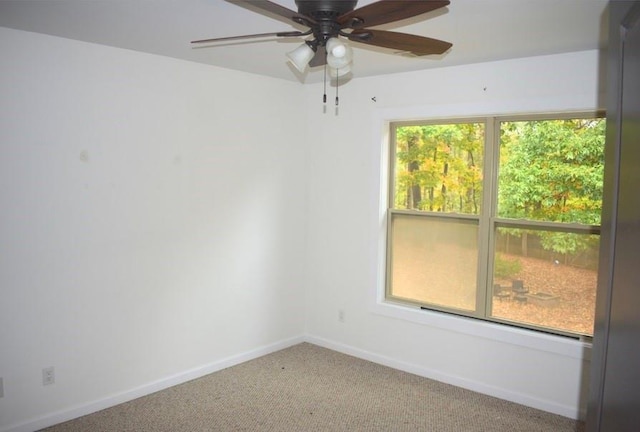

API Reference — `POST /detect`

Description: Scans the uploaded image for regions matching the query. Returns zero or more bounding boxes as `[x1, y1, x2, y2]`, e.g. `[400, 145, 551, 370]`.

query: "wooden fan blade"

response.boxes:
[191, 30, 309, 44]
[346, 29, 452, 55]
[338, 0, 449, 29]
[309, 45, 327, 67]
[226, 0, 315, 26]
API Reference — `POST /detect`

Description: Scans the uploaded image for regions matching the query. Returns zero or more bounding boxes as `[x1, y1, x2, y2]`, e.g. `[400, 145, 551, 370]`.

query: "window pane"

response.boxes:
[498, 118, 605, 224]
[394, 123, 484, 214]
[490, 227, 599, 336]
[389, 214, 478, 312]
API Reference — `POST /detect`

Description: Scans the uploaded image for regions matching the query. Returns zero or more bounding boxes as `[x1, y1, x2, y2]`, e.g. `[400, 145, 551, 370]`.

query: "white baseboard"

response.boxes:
[1, 335, 305, 432]
[304, 334, 583, 420]
[2, 333, 582, 432]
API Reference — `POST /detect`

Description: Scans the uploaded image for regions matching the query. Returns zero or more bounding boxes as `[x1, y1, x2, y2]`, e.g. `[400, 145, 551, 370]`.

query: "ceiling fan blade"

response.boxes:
[308, 45, 327, 67]
[226, 0, 316, 26]
[346, 29, 452, 55]
[191, 30, 309, 44]
[338, 0, 449, 29]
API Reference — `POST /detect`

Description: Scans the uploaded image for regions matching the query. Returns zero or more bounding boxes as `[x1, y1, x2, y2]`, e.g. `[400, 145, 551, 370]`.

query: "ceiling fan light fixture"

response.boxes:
[286, 42, 315, 72]
[326, 37, 346, 58]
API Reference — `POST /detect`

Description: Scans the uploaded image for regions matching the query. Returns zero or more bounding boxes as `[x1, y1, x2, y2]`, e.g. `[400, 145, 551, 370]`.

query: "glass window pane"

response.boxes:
[389, 214, 478, 312]
[393, 123, 484, 214]
[490, 227, 599, 336]
[498, 118, 605, 224]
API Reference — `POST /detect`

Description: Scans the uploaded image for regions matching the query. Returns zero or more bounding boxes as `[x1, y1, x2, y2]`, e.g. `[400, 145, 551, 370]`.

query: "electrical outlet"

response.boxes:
[338, 309, 345, 323]
[0, 377, 4, 398]
[42, 367, 55, 386]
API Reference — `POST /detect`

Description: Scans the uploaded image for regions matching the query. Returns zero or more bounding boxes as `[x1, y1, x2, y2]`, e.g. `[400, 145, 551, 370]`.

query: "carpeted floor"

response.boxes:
[40, 343, 585, 431]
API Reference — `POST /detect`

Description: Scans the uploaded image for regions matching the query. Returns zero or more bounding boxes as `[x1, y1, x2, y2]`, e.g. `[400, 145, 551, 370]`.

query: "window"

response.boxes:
[387, 115, 605, 338]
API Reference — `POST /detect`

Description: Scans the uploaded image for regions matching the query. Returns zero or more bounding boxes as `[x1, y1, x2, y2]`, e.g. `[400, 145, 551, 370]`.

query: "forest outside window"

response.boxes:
[386, 115, 605, 338]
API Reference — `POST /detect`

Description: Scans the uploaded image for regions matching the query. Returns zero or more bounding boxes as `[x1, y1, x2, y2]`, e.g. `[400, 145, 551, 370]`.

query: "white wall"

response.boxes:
[0, 23, 604, 430]
[0, 27, 308, 431]
[303, 50, 604, 420]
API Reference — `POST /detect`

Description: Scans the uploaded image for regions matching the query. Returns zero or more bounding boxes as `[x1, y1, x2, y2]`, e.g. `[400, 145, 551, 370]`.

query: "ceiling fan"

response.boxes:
[192, 0, 452, 79]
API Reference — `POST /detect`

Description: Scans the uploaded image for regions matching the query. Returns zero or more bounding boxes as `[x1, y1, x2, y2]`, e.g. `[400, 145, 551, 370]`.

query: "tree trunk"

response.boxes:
[468, 150, 478, 213]
[441, 161, 448, 212]
[406, 137, 421, 209]
[408, 159, 421, 209]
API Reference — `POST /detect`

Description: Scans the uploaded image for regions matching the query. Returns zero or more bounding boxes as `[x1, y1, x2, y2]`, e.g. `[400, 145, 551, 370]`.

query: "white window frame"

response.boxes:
[369, 109, 603, 358]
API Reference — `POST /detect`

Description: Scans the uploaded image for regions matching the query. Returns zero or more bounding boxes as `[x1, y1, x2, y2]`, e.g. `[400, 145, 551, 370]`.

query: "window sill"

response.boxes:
[370, 299, 592, 361]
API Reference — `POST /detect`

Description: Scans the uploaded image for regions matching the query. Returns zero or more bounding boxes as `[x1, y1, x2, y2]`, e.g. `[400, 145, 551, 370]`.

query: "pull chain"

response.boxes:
[323, 62, 327, 104]
[335, 69, 339, 106]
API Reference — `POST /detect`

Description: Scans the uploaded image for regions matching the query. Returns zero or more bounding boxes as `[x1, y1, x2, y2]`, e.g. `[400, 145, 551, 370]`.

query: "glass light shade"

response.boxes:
[326, 37, 346, 58]
[327, 54, 351, 69]
[327, 45, 352, 69]
[286, 43, 315, 72]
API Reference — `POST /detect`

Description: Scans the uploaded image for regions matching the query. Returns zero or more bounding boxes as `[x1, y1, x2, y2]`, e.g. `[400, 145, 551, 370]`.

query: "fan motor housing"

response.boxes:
[295, 0, 358, 19]
[295, 0, 358, 45]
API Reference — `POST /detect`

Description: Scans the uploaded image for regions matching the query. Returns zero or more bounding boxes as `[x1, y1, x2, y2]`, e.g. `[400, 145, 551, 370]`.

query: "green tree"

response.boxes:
[498, 118, 605, 257]
[395, 123, 484, 214]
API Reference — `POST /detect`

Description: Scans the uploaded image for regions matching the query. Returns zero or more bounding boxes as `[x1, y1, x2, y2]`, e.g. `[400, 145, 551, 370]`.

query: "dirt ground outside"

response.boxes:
[391, 243, 597, 336]
[492, 254, 596, 335]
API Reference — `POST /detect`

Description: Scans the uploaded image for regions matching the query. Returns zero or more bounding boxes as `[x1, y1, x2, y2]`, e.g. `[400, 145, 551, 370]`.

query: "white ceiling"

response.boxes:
[0, 0, 609, 84]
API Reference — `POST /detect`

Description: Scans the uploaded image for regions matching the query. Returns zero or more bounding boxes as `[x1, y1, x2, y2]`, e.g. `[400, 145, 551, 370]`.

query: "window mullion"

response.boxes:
[495, 218, 601, 235]
[479, 117, 501, 318]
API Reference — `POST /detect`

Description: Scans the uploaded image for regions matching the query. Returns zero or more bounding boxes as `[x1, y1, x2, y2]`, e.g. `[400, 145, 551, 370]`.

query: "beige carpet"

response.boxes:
[40, 343, 585, 431]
